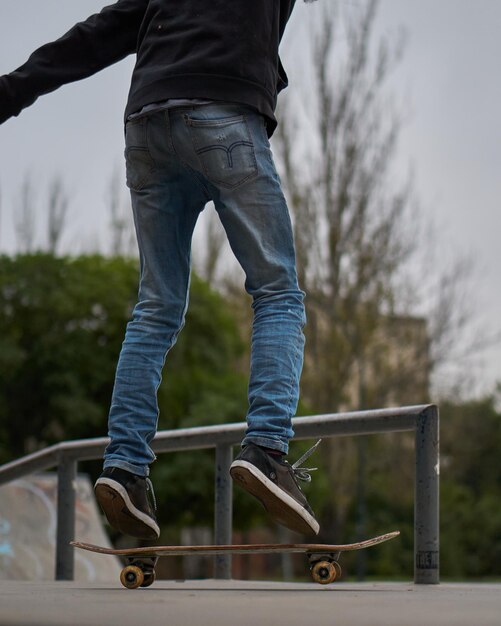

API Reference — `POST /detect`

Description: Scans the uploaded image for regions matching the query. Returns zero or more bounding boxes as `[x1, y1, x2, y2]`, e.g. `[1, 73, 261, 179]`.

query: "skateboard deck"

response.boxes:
[71, 530, 399, 588]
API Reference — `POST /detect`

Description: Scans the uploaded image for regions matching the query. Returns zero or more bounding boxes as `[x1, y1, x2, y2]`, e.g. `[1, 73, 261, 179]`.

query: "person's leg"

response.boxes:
[95, 110, 208, 538]
[169, 103, 318, 534]
[214, 145, 306, 457]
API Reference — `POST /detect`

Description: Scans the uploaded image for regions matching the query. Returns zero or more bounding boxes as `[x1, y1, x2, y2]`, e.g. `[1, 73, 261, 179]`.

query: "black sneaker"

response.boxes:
[94, 467, 160, 540]
[230, 441, 321, 535]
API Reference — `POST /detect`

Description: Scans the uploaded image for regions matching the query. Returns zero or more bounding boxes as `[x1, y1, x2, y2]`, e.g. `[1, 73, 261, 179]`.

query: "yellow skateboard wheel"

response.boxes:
[120, 565, 145, 589]
[311, 560, 337, 584]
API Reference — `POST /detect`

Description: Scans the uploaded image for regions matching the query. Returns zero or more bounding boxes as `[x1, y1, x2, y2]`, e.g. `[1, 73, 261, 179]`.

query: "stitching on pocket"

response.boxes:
[186, 115, 258, 189]
[186, 114, 245, 128]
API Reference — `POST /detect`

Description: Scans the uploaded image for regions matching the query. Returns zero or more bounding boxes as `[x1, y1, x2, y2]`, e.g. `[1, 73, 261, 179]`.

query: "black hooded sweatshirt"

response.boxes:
[0, 0, 297, 136]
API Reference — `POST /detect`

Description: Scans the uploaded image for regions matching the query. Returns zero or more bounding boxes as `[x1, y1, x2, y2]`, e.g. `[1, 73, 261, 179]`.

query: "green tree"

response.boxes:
[0, 254, 254, 531]
[440, 395, 501, 578]
[0, 253, 139, 458]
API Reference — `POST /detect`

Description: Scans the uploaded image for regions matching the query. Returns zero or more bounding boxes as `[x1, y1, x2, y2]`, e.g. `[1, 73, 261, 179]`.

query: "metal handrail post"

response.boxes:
[213, 443, 233, 579]
[55, 455, 77, 580]
[414, 405, 440, 583]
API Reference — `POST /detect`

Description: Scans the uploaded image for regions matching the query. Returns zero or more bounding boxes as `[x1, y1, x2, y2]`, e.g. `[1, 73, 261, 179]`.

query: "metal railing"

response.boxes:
[0, 404, 439, 584]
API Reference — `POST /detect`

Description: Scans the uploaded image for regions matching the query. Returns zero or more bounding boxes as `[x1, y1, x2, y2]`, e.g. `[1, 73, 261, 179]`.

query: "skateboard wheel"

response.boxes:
[333, 561, 342, 580]
[120, 565, 145, 589]
[141, 570, 156, 588]
[311, 560, 337, 584]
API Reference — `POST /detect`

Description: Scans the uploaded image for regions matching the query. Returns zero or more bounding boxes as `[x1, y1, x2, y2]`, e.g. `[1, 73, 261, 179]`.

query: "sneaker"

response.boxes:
[230, 441, 321, 535]
[94, 467, 160, 540]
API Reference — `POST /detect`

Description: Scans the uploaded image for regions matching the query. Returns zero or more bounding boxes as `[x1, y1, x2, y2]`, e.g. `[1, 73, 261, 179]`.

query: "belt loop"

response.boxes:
[164, 107, 176, 154]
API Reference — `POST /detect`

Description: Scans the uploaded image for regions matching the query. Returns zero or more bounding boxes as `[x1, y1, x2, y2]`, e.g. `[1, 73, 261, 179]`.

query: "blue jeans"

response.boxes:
[104, 103, 306, 477]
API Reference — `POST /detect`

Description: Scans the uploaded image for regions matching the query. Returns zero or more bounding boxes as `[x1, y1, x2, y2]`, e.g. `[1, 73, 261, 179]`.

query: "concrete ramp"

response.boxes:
[0, 473, 120, 582]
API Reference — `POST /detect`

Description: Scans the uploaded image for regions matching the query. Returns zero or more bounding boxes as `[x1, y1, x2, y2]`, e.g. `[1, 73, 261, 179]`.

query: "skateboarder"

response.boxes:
[0, 0, 320, 539]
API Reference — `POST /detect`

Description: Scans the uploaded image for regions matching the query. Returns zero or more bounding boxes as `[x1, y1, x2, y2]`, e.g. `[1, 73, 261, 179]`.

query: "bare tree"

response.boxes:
[276, 0, 411, 413]
[47, 175, 70, 254]
[273, 0, 490, 548]
[194, 205, 228, 287]
[108, 166, 136, 257]
[14, 173, 37, 253]
[275, 0, 456, 547]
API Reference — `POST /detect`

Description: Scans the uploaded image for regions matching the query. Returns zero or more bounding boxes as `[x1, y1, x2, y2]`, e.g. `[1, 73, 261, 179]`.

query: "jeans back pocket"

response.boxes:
[185, 114, 258, 189]
[125, 118, 155, 192]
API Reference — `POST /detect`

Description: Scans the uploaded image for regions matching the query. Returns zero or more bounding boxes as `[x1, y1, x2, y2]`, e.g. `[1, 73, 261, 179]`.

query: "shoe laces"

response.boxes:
[146, 477, 157, 511]
[290, 439, 322, 483]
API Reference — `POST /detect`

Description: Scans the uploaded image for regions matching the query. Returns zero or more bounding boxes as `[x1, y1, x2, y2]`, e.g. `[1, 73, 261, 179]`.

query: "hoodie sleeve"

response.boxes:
[0, 0, 148, 125]
[277, 0, 297, 93]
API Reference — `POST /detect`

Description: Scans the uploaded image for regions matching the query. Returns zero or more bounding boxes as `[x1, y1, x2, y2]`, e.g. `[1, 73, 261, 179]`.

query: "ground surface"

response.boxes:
[1, 580, 500, 626]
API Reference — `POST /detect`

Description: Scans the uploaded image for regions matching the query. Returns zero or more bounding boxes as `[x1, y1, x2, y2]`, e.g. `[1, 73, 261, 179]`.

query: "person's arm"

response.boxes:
[0, 0, 148, 125]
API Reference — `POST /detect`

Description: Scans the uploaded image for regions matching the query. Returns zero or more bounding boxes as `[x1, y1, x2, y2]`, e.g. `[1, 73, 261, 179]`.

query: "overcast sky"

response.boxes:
[0, 1, 500, 397]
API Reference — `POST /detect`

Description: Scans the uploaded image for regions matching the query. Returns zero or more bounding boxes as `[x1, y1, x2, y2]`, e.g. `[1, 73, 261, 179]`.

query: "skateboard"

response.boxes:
[71, 530, 399, 588]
